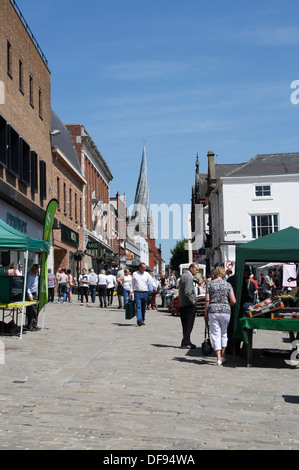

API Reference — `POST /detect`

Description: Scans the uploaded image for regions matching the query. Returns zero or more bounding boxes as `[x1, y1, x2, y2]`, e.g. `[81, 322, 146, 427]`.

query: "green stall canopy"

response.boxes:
[0, 218, 49, 253]
[234, 226, 299, 338]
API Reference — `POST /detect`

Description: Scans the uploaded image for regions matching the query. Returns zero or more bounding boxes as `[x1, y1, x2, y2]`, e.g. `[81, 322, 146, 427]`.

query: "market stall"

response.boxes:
[0, 219, 49, 338]
[233, 227, 299, 365]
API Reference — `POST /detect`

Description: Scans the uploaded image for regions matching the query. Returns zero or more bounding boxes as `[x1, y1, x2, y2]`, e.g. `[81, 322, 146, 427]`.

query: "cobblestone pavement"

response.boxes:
[0, 298, 298, 450]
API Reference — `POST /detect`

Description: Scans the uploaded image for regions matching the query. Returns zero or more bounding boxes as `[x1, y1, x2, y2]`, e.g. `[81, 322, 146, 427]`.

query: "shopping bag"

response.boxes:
[125, 300, 136, 320]
[202, 323, 213, 356]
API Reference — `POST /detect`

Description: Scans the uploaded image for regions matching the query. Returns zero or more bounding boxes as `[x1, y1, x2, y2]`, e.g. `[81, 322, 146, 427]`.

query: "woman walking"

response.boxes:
[106, 269, 116, 306]
[57, 268, 68, 304]
[122, 268, 132, 306]
[98, 269, 108, 307]
[204, 267, 236, 365]
[79, 268, 90, 306]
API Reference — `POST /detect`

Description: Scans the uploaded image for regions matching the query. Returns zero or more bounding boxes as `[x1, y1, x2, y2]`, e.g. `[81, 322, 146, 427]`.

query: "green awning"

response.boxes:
[234, 227, 299, 339]
[0, 218, 49, 253]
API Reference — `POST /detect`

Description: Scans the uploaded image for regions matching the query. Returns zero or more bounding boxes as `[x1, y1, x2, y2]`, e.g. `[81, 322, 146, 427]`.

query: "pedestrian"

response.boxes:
[249, 273, 259, 302]
[147, 272, 159, 309]
[8, 262, 17, 276]
[122, 268, 132, 306]
[116, 265, 124, 309]
[66, 269, 74, 303]
[15, 263, 23, 276]
[178, 263, 199, 349]
[89, 268, 98, 303]
[263, 269, 276, 299]
[204, 266, 236, 365]
[57, 268, 68, 304]
[131, 262, 157, 326]
[98, 269, 108, 307]
[79, 268, 89, 306]
[106, 269, 116, 306]
[26, 264, 40, 331]
[48, 268, 55, 302]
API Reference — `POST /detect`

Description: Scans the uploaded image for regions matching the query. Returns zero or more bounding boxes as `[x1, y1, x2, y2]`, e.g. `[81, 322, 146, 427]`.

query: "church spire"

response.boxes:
[133, 144, 149, 213]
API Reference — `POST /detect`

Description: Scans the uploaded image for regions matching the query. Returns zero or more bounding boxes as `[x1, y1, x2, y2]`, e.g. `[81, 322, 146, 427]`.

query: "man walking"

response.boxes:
[178, 263, 199, 348]
[131, 263, 157, 326]
[263, 269, 276, 299]
[26, 264, 40, 331]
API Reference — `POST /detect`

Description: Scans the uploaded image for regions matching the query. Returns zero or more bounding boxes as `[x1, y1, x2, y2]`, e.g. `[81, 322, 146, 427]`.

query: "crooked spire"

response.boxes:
[133, 144, 149, 214]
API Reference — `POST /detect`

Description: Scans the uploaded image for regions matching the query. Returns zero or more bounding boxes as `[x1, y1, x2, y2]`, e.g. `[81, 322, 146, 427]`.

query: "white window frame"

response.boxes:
[251, 214, 279, 239]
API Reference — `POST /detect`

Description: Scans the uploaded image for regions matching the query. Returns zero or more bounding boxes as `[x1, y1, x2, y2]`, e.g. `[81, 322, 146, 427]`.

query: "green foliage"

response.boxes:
[169, 239, 189, 275]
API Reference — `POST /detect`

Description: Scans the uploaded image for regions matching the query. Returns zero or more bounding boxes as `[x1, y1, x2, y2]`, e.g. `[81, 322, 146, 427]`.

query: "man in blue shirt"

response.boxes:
[26, 264, 40, 331]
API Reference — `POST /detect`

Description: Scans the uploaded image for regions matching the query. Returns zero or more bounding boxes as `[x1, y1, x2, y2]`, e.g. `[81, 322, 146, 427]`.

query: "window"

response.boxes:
[38, 88, 42, 118]
[0, 115, 8, 167]
[63, 182, 66, 213]
[20, 138, 30, 186]
[30, 151, 38, 193]
[7, 40, 12, 77]
[74, 193, 77, 222]
[39, 160, 47, 200]
[8, 125, 21, 178]
[255, 185, 271, 197]
[69, 187, 72, 217]
[19, 59, 23, 92]
[251, 214, 278, 239]
[57, 177, 60, 208]
[29, 74, 34, 107]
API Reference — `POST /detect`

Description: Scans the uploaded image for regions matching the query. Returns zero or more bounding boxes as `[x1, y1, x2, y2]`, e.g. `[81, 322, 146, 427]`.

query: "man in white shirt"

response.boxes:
[131, 262, 157, 326]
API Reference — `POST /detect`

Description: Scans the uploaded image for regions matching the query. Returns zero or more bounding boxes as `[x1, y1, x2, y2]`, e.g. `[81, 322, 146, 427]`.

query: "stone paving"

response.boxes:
[0, 297, 298, 450]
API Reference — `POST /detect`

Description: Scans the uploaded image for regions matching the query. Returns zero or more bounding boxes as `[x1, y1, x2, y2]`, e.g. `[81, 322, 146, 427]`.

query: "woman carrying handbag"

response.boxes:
[204, 267, 236, 365]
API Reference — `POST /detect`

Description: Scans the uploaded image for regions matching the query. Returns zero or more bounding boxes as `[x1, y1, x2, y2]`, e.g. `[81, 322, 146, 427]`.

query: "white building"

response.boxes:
[207, 152, 299, 271]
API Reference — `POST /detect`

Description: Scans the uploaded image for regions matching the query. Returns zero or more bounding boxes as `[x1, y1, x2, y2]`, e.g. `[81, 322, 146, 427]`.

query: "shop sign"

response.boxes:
[61, 224, 79, 247]
[86, 241, 101, 250]
[7, 213, 27, 234]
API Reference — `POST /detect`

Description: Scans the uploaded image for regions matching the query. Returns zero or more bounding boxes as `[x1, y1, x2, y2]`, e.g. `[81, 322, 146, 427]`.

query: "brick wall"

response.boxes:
[0, 0, 52, 214]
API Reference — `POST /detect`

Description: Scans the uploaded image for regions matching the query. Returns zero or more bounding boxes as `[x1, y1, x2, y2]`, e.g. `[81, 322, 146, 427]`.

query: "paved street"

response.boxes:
[0, 297, 298, 451]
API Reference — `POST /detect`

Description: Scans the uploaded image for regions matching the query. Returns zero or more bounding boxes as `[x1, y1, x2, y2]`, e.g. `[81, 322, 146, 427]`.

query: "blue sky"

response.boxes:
[16, 0, 299, 263]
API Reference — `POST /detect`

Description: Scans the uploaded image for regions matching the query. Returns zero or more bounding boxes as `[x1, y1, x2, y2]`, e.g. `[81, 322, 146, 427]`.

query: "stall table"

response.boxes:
[239, 316, 299, 367]
[0, 301, 38, 335]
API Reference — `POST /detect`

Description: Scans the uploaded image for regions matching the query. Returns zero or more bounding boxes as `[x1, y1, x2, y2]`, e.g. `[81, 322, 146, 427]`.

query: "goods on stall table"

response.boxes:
[245, 297, 299, 319]
[246, 298, 284, 317]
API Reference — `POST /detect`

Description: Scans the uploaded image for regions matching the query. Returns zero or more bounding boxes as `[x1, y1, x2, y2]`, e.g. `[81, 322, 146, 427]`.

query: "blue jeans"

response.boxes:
[90, 285, 97, 303]
[134, 291, 148, 322]
[123, 289, 130, 305]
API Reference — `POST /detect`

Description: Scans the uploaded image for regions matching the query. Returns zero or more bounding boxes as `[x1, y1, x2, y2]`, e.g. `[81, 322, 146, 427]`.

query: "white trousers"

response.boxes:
[208, 313, 231, 351]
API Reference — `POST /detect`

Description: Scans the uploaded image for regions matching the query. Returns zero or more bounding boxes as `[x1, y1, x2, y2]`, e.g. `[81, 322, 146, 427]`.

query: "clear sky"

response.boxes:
[16, 0, 299, 263]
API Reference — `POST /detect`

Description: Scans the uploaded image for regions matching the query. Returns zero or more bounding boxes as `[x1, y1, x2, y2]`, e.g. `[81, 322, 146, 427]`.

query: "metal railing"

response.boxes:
[10, 0, 49, 66]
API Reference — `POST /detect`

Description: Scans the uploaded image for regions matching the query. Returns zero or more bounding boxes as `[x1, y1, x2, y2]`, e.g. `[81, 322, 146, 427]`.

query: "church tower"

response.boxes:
[128, 145, 160, 270]
[130, 145, 154, 239]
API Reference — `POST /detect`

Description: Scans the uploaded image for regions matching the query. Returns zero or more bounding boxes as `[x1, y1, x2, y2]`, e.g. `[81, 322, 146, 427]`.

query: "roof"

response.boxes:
[215, 163, 245, 179]
[51, 110, 82, 174]
[225, 153, 299, 177]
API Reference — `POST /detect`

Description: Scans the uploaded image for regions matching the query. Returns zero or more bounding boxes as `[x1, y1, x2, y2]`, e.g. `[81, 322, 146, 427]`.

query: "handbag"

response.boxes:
[202, 323, 213, 356]
[125, 299, 136, 320]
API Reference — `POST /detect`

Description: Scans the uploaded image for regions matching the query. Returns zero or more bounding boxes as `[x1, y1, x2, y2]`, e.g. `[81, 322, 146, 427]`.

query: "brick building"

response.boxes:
[50, 110, 86, 276]
[66, 124, 114, 271]
[0, 0, 52, 267]
[109, 192, 127, 267]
